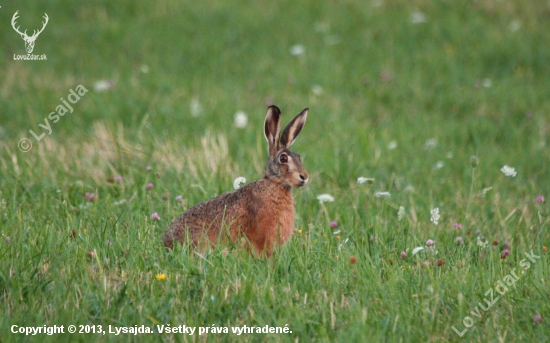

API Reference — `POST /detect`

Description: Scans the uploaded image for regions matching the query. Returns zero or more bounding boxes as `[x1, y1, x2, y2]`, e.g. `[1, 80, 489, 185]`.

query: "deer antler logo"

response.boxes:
[11, 11, 49, 54]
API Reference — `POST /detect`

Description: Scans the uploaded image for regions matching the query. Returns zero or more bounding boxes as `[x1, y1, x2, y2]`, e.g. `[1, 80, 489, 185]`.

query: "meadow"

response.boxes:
[1, 0, 549, 342]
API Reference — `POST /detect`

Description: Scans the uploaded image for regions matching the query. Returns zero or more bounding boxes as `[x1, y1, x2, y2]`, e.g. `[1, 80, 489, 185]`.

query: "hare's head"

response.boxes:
[263, 106, 309, 188]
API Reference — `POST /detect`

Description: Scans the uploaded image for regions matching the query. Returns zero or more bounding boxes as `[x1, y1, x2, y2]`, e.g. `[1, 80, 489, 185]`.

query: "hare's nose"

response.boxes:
[299, 174, 308, 184]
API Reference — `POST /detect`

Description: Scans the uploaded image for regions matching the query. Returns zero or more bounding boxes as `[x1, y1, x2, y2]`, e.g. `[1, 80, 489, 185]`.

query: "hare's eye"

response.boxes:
[279, 154, 288, 163]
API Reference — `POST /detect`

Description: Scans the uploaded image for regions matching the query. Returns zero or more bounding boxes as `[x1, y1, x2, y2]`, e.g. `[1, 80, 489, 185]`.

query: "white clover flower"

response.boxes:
[311, 85, 324, 96]
[435, 161, 444, 169]
[509, 20, 521, 32]
[482, 78, 492, 88]
[397, 206, 405, 221]
[190, 98, 203, 117]
[375, 191, 391, 198]
[234, 111, 248, 128]
[424, 138, 437, 149]
[317, 194, 334, 203]
[430, 208, 440, 225]
[410, 12, 427, 24]
[357, 177, 375, 184]
[477, 236, 489, 248]
[233, 177, 246, 189]
[93, 79, 113, 92]
[388, 140, 398, 150]
[289, 44, 305, 56]
[412, 246, 424, 255]
[501, 165, 517, 177]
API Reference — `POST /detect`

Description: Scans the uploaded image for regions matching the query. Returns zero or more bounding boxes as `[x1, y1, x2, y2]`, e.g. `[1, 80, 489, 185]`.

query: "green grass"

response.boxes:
[1, 0, 550, 342]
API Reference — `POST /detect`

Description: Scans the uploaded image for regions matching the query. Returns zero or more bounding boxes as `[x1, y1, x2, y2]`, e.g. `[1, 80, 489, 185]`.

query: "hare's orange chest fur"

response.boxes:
[163, 105, 309, 257]
[246, 180, 295, 251]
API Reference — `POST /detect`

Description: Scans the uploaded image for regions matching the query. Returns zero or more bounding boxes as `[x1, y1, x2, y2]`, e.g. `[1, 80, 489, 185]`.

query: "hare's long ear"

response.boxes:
[264, 105, 282, 156]
[280, 108, 308, 148]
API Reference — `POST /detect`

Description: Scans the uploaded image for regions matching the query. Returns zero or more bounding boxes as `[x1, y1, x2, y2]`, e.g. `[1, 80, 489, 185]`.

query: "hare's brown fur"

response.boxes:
[162, 179, 295, 256]
[162, 105, 309, 257]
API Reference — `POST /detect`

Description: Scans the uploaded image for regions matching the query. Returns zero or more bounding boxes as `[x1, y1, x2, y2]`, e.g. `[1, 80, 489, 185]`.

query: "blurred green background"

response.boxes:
[2, 0, 548, 189]
[2, 0, 549, 150]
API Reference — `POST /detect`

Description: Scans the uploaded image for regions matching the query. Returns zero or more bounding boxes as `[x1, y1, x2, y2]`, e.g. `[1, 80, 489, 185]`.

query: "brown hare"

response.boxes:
[162, 105, 309, 256]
